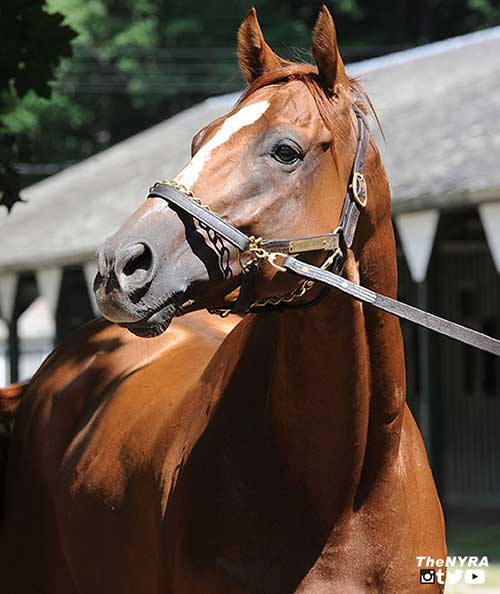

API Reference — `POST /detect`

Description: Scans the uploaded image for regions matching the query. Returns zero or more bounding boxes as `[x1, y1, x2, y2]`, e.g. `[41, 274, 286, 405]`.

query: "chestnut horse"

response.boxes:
[0, 7, 446, 593]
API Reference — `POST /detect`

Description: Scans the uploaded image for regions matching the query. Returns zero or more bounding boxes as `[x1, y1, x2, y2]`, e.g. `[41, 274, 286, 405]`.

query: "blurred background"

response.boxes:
[1, 2, 499, 591]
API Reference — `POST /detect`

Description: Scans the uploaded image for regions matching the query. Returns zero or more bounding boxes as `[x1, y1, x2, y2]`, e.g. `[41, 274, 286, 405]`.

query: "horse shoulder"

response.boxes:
[9, 311, 239, 498]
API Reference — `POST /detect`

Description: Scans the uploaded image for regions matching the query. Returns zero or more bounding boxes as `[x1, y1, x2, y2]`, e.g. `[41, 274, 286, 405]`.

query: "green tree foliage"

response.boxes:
[4, 0, 500, 208]
[0, 0, 76, 210]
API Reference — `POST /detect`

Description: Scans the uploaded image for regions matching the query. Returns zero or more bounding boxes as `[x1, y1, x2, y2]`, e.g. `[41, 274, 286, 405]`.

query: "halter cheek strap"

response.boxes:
[340, 105, 370, 249]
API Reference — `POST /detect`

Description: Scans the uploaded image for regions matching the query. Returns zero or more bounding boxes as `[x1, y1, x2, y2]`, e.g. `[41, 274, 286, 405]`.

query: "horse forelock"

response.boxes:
[237, 62, 380, 139]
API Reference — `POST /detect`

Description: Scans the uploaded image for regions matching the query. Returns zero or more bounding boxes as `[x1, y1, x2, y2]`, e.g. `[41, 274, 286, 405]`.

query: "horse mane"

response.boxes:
[238, 62, 381, 141]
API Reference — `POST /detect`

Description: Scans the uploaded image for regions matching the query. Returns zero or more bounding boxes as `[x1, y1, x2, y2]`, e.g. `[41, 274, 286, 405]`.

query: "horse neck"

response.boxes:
[267, 142, 406, 525]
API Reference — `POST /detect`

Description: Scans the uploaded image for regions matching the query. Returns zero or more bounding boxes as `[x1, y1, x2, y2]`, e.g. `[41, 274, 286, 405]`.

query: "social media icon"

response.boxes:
[420, 569, 435, 584]
[465, 569, 485, 584]
[446, 569, 463, 585]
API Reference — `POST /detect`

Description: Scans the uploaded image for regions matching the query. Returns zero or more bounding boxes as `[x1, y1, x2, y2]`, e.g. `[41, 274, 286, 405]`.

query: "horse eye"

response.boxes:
[272, 143, 302, 165]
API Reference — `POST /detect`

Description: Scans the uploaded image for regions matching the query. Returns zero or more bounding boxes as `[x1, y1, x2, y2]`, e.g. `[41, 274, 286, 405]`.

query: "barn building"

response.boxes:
[1, 26, 499, 515]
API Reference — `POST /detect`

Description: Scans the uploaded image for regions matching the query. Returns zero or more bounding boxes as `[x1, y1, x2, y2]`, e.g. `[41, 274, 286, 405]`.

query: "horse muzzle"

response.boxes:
[94, 230, 189, 337]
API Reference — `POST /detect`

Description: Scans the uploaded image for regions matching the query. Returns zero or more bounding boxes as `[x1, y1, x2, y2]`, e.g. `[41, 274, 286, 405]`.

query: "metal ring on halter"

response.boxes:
[351, 171, 368, 208]
[266, 252, 288, 272]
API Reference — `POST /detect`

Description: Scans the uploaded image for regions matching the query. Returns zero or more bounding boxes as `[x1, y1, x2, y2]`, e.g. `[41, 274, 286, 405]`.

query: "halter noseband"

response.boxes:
[147, 106, 500, 356]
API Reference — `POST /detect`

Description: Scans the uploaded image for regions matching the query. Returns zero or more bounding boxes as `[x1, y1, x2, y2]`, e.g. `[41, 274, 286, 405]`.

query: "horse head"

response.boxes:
[95, 6, 381, 337]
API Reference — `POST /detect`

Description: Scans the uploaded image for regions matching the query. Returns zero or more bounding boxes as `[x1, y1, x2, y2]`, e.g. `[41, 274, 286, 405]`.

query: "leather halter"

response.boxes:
[148, 106, 500, 357]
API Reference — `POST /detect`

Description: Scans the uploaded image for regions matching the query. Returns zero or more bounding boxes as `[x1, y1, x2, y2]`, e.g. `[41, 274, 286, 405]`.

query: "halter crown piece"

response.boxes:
[148, 107, 500, 357]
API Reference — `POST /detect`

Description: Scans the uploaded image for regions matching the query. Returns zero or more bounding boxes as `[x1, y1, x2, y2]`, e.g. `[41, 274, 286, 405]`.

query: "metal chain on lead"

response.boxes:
[249, 245, 342, 310]
[150, 179, 196, 200]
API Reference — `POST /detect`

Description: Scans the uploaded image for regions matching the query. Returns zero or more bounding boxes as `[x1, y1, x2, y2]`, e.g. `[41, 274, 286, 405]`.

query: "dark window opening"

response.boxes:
[459, 286, 475, 319]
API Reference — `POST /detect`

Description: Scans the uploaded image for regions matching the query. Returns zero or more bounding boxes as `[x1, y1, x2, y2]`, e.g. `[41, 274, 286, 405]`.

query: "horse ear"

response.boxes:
[311, 5, 349, 95]
[238, 7, 283, 82]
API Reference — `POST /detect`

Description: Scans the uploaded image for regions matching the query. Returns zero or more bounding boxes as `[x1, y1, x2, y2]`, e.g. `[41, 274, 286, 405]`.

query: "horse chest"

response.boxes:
[170, 383, 323, 594]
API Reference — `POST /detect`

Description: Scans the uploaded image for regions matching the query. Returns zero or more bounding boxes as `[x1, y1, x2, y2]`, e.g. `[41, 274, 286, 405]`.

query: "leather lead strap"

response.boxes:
[283, 256, 500, 356]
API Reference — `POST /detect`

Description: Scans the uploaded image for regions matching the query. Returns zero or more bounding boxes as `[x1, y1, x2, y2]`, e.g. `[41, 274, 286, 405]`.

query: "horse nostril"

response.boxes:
[122, 243, 153, 277]
[116, 242, 155, 292]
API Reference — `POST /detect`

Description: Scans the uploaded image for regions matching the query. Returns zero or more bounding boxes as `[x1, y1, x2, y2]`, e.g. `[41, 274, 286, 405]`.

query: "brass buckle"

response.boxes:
[351, 171, 368, 208]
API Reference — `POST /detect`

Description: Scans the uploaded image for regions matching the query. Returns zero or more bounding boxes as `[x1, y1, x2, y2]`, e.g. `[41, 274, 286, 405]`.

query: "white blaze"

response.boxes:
[174, 100, 270, 190]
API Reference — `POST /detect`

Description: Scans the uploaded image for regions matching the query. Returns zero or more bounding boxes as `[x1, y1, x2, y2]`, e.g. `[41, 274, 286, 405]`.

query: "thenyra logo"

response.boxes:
[416, 555, 488, 586]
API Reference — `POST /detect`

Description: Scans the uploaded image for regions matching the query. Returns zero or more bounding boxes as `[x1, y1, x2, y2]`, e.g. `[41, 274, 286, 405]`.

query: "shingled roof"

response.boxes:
[352, 26, 500, 212]
[1, 25, 499, 274]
